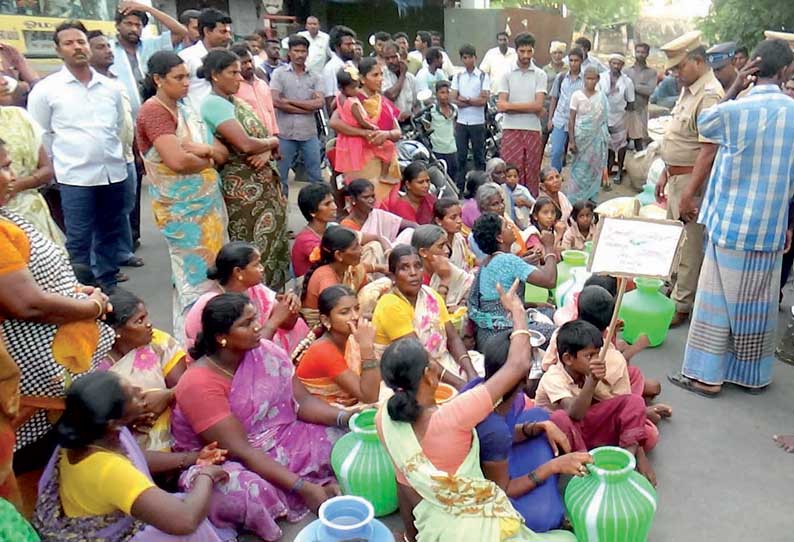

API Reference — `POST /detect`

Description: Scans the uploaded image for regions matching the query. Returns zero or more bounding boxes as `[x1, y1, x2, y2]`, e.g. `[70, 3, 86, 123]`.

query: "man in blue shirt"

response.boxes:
[669, 39, 794, 397]
[547, 47, 584, 172]
[110, 0, 187, 118]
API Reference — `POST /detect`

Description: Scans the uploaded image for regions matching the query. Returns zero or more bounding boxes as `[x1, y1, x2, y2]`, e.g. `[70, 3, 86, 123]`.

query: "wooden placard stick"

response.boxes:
[599, 276, 628, 363]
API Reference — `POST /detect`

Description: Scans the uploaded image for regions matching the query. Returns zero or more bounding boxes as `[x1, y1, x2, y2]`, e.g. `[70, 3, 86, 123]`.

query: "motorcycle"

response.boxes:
[395, 89, 460, 200]
[484, 96, 503, 161]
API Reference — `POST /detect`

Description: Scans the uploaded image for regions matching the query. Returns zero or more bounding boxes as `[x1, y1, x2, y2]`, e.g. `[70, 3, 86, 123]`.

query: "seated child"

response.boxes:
[535, 320, 657, 485]
[461, 171, 490, 228]
[561, 200, 596, 251]
[525, 196, 564, 261]
[503, 163, 535, 229]
[434, 197, 478, 271]
[544, 285, 668, 406]
[334, 66, 396, 179]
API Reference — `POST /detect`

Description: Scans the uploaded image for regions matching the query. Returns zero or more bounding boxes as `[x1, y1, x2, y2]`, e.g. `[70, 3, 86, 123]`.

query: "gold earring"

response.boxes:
[220, 338, 227, 347]
[237, 275, 244, 281]
[115, 333, 121, 339]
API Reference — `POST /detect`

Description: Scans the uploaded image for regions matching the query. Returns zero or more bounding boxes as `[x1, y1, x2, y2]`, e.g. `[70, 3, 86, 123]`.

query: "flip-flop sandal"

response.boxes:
[667, 372, 720, 398]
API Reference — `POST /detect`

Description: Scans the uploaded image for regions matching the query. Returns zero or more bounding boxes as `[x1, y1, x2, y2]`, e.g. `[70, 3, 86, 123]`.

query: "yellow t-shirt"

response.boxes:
[59, 450, 155, 517]
[372, 290, 450, 345]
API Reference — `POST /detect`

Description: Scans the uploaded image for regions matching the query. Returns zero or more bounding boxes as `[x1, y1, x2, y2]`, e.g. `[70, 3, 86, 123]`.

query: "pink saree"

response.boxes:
[171, 340, 342, 541]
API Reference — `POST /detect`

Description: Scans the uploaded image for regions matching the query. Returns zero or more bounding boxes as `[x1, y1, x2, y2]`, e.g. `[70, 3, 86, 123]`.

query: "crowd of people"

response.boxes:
[2, 4, 794, 541]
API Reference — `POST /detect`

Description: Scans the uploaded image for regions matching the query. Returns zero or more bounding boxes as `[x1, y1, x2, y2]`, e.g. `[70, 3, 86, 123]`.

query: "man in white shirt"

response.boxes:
[451, 43, 490, 190]
[88, 30, 142, 275]
[28, 21, 127, 289]
[496, 32, 547, 197]
[480, 32, 517, 93]
[321, 25, 356, 111]
[382, 40, 416, 122]
[179, 8, 232, 115]
[110, 0, 187, 118]
[415, 47, 448, 96]
[597, 53, 635, 184]
[409, 30, 455, 78]
[574, 36, 607, 74]
[298, 15, 329, 75]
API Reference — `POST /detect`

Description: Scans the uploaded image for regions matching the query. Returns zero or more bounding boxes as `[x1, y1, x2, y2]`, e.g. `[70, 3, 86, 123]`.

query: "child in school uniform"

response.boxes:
[534, 319, 657, 486]
[428, 80, 458, 185]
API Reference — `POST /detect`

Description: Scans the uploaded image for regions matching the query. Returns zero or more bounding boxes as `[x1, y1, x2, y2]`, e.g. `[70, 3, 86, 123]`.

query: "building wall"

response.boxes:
[444, 7, 574, 67]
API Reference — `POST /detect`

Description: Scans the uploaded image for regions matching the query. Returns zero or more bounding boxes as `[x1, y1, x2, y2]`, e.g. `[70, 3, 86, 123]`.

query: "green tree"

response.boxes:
[490, 0, 641, 29]
[699, 0, 794, 49]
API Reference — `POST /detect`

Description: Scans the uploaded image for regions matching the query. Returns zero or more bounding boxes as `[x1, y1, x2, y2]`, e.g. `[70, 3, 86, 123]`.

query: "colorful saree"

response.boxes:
[342, 209, 414, 268]
[374, 286, 460, 377]
[342, 93, 402, 203]
[97, 329, 185, 452]
[140, 101, 228, 336]
[0, 106, 65, 246]
[171, 341, 341, 541]
[569, 91, 609, 203]
[215, 97, 289, 291]
[450, 231, 477, 272]
[295, 338, 362, 407]
[184, 283, 310, 359]
[379, 405, 576, 542]
[33, 427, 223, 542]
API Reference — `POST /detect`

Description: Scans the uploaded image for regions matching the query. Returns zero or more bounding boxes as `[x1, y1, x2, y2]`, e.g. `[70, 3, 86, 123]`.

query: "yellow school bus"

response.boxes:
[0, 0, 154, 71]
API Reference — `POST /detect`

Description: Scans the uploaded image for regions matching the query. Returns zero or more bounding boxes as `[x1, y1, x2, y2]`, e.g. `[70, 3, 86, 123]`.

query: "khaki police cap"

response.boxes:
[661, 31, 702, 70]
[764, 30, 794, 48]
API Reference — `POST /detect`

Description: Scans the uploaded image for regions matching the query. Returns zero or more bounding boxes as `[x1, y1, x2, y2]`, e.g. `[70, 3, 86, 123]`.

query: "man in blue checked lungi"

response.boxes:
[667, 38, 794, 398]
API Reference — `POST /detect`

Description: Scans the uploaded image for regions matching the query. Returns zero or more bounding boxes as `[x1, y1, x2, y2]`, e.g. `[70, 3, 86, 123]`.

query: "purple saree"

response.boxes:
[172, 340, 342, 541]
[33, 427, 225, 542]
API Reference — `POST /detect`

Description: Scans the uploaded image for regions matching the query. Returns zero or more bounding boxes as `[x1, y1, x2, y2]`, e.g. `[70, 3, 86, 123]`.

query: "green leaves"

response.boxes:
[699, 0, 794, 49]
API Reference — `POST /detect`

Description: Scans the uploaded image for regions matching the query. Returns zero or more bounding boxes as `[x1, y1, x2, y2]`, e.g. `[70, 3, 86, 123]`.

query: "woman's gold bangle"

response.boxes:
[510, 329, 532, 340]
[90, 298, 104, 318]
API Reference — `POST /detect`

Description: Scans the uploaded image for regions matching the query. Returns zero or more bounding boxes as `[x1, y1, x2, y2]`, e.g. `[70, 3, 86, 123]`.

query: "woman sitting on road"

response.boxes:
[411, 224, 473, 311]
[467, 213, 558, 349]
[379, 161, 437, 225]
[433, 197, 477, 272]
[461, 330, 592, 532]
[172, 293, 351, 541]
[372, 245, 476, 389]
[33, 372, 227, 542]
[294, 285, 380, 407]
[341, 178, 416, 267]
[375, 282, 576, 542]
[185, 241, 308, 356]
[292, 183, 337, 279]
[301, 226, 384, 328]
[100, 289, 188, 452]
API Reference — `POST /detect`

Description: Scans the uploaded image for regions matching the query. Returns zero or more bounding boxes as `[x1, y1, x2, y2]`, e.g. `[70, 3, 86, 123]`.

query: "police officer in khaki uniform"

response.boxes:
[655, 31, 724, 326]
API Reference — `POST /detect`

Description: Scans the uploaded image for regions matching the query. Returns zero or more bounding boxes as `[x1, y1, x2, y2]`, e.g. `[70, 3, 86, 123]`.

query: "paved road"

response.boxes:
[126, 183, 794, 542]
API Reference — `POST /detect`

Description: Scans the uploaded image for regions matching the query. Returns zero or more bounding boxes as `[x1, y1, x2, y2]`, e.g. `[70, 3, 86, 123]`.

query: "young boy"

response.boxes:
[428, 80, 458, 186]
[503, 163, 534, 228]
[543, 285, 671, 418]
[451, 44, 490, 190]
[535, 319, 657, 485]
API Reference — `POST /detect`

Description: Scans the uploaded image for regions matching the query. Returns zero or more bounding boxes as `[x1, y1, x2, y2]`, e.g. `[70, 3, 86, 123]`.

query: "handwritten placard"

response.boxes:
[588, 217, 685, 280]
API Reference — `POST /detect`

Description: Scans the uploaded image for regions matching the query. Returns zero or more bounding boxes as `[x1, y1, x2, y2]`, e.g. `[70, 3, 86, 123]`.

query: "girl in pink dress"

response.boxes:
[334, 66, 397, 179]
